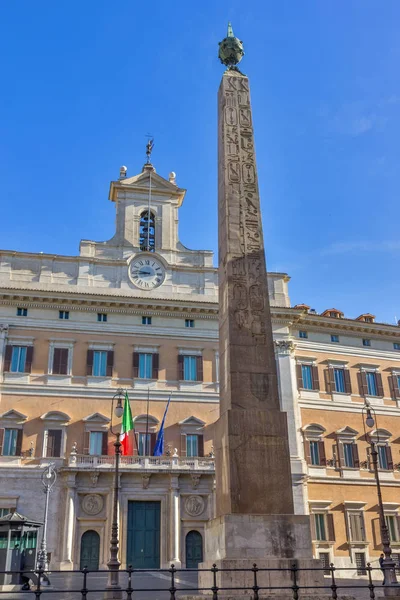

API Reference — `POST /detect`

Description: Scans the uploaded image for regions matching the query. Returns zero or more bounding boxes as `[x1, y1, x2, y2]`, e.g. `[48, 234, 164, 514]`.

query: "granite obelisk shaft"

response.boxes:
[215, 69, 294, 516]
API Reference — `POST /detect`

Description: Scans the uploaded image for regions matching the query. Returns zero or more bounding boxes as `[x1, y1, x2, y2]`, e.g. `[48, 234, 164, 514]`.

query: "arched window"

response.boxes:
[139, 211, 155, 252]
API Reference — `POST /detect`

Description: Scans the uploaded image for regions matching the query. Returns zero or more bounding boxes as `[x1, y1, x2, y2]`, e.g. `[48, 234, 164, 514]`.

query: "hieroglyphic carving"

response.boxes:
[221, 73, 270, 343]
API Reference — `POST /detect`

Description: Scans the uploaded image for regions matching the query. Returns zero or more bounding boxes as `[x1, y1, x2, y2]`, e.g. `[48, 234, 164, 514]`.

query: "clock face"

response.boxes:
[129, 256, 166, 290]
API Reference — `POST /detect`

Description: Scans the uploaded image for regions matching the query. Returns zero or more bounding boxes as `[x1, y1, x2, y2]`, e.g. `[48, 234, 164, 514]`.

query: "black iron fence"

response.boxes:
[0, 563, 398, 598]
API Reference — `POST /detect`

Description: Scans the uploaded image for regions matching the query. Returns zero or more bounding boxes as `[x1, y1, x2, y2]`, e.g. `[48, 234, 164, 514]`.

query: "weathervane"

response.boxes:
[218, 22, 245, 74]
[145, 137, 154, 164]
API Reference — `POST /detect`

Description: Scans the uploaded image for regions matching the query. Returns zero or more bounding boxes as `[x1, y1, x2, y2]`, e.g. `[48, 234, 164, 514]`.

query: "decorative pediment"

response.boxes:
[133, 414, 159, 426]
[336, 426, 358, 438]
[83, 413, 110, 424]
[370, 428, 392, 441]
[109, 170, 186, 206]
[0, 409, 27, 422]
[302, 423, 326, 436]
[41, 411, 71, 423]
[179, 416, 206, 428]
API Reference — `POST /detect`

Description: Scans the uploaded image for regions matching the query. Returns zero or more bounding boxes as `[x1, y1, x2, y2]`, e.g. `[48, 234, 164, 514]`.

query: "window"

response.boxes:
[348, 513, 366, 541]
[301, 365, 313, 390]
[343, 443, 355, 468]
[89, 432, 105, 455]
[392, 554, 400, 574]
[355, 552, 367, 576]
[331, 335, 339, 343]
[139, 210, 155, 252]
[2, 429, 21, 456]
[0, 509, 12, 518]
[334, 368, 345, 393]
[299, 331, 308, 339]
[394, 344, 400, 351]
[185, 319, 195, 328]
[386, 516, 400, 542]
[378, 445, 390, 470]
[310, 441, 320, 466]
[16, 308, 27, 317]
[186, 434, 199, 457]
[184, 356, 197, 381]
[363, 339, 371, 347]
[137, 432, 151, 456]
[314, 514, 327, 541]
[93, 351, 107, 377]
[142, 316, 152, 325]
[319, 552, 331, 575]
[52, 348, 69, 375]
[10, 346, 27, 373]
[46, 430, 62, 458]
[97, 313, 107, 322]
[138, 353, 153, 379]
[59, 310, 69, 320]
[366, 372, 378, 396]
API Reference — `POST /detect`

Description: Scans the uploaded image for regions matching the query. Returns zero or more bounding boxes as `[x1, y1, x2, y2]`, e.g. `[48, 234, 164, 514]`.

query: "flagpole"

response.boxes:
[145, 388, 150, 456]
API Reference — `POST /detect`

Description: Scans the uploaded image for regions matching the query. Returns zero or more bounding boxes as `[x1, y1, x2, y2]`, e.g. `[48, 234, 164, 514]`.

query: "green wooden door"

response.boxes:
[127, 501, 160, 568]
[80, 530, 100, 571]
[185, 530, 203, 568]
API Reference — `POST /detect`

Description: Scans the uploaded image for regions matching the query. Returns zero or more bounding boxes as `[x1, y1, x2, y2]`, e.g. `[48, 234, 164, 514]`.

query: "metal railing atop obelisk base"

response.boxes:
[185, 25, 326, 597]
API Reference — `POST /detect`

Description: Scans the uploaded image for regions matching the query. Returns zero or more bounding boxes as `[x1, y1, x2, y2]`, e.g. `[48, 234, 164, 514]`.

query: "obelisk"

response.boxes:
[192, 25, 322, 596]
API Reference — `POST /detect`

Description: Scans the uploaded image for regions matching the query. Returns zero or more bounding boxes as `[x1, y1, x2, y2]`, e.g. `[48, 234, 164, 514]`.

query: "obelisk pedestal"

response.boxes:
[183, 26, 327, 597]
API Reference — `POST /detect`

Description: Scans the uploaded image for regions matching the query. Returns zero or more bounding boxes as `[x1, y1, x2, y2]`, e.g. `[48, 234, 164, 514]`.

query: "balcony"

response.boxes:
[67, 454, 215, 472]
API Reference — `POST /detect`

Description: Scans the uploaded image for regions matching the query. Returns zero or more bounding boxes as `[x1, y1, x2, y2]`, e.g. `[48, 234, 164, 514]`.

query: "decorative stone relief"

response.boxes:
[190, 474, 201, 489]
[185, 495, 205, 517]
[82, 494, 103, 516]
[274, 340, 296, 355]
[90, 472, 99, 487]
[142, 474, 151, 489]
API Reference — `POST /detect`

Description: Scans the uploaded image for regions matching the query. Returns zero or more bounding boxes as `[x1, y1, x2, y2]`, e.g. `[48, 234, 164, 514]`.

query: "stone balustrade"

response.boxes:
[67, 453, 215, 471]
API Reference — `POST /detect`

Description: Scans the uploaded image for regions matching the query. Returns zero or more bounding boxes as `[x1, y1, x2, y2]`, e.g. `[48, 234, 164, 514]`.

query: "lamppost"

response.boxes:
[362, 401, 398, 587]
[37, 463, 56, 574]
[105, 388, 124, 600]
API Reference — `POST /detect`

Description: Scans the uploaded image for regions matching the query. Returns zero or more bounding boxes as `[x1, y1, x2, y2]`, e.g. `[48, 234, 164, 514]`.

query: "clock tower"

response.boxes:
[78, 161, 218, 299]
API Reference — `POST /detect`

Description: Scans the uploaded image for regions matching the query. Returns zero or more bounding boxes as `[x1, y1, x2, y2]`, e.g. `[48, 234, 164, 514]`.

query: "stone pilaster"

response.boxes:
[61, 474, 77, 570]
[275, 339, 308, 515]
[169, 475, 181, 567]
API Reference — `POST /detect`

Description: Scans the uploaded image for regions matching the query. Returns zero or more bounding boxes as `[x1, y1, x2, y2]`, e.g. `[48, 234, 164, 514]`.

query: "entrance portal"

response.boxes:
[80, 530, 100, 571]
[127, 501, 160, 568]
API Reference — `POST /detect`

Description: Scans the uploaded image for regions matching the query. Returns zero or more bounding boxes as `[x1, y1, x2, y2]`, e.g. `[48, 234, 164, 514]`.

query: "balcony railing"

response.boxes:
[67, 453, 215, 471]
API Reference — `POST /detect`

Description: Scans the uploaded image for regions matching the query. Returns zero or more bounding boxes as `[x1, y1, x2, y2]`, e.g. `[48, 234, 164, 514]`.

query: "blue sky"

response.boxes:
[0, 1, 399, 323]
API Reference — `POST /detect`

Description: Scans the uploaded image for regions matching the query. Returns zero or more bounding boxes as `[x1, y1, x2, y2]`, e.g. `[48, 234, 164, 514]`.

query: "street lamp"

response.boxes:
[37, 463, 56, 575]
[105, 388, 124, 600]
[362, 401, 398, 587]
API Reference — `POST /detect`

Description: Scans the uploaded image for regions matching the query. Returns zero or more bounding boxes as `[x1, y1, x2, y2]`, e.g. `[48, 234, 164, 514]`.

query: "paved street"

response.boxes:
[0, 571, 390, 599]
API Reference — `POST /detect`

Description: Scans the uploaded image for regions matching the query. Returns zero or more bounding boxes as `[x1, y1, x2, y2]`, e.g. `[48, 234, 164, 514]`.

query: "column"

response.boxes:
[275, 339, 308, 515]
[0, 325, 9, 381]
[61, 474, 76, 570]
[169, 475, 181, 567]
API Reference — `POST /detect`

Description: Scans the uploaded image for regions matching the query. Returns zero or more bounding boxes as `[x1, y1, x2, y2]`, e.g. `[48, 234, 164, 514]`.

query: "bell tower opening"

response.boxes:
[139, 210, 155, 252]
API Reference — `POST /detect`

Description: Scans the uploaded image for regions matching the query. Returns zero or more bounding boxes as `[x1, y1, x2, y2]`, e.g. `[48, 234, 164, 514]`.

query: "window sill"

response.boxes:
[365, 395, 385, 406]
[299, 389, 320, 400]
[86, 376, 112, 388]
[133, 379, 158, 389]
[313, 540, 335, 547]
[0, 456, 21, 466]
[341, 468, 361, 479]
[308, 466, 327, 477]
[3, 372, 30, 384]
[46, 374, 72, 386]
[332, 392, 352, 403]
[348, 541, 369, 547]
[178, 381, 203, 392]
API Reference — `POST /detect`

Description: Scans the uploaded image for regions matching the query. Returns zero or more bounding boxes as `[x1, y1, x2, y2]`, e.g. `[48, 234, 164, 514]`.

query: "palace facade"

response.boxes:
[0, 162, 399, 577]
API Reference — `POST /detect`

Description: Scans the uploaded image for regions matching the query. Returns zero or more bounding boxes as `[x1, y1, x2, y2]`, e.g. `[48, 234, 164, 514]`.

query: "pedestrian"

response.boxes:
[379, 553, 386, 585]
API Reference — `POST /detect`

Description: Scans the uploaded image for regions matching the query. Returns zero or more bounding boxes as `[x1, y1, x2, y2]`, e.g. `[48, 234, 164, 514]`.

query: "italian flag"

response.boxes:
[120, 392, 134, 455]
